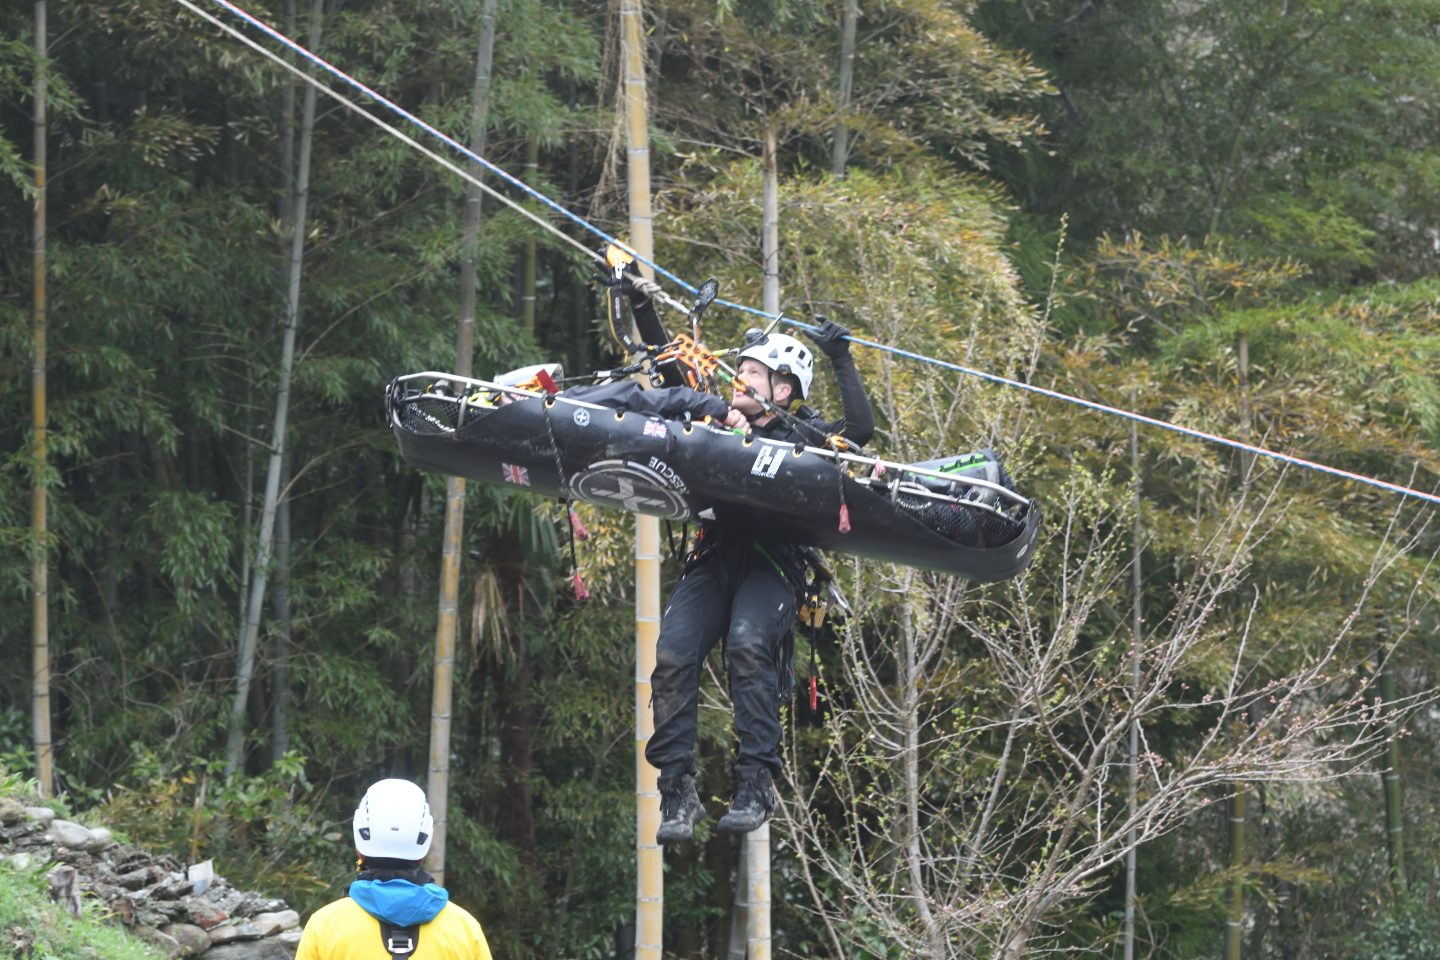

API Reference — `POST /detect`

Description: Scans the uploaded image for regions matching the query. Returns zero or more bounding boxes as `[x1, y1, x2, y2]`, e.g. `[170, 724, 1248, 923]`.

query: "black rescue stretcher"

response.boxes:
[386, 372, 1041, 583]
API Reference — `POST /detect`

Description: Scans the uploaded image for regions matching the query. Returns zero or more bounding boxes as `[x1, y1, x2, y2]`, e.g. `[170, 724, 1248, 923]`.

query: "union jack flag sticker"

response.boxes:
[643, 419, 668, 438]
[502, 463, 530, 486]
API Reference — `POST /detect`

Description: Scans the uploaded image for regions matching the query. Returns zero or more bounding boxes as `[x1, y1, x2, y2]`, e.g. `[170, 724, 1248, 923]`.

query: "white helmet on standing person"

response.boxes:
[353, 778, 434, 861]
[737, 331, 815, 400]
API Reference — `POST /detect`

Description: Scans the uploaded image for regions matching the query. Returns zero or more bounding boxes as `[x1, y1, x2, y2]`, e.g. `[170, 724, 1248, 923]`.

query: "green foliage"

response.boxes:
[1349, 898, 1440, 960]
[1165, 287, 1440, 451]
[1043, 235, 1440, 955]
[138, 492, 235, 613]
[981, 0, 1440, 281]
[0, 708, 36, 776]
[0, 34, 36, 195]
[0, 859, 166, 960]
[94, 749, 334, 912]
[642, 0, 1049, 177]
[1235, 194, 1377, 280]
[1, 0, 1437, 956]
[1074, 232, 1307, 338]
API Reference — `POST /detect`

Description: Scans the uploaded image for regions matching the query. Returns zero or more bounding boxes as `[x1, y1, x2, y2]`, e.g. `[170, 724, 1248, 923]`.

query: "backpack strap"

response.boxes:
[379, 919, 421, 959]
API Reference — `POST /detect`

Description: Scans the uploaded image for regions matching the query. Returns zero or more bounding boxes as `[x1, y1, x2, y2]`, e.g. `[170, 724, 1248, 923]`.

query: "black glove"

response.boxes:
[805, 316, 852, 361]
[591, 268, 652, 306]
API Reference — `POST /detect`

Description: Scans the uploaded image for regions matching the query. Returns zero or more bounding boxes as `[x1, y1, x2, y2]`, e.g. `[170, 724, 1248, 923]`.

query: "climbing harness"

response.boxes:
[379, 920, 420, 959]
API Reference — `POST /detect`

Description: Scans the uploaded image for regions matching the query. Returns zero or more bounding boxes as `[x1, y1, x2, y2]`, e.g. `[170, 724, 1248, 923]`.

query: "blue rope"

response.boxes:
[196, 0, 1440, 509]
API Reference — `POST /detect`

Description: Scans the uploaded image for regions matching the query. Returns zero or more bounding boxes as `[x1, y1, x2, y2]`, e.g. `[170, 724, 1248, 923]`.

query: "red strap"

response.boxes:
[569, 507, 590, 542]
[809, 675, 818, 712]
[837, 503, 852, 534]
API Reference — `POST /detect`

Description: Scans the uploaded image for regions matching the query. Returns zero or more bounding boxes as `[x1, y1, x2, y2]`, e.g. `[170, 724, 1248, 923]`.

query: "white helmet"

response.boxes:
[737, 332, 814, 400]
[353, 779, 434, 861]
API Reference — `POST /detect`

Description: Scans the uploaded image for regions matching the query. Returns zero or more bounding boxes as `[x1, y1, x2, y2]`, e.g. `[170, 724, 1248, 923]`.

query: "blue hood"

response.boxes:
[349, 878, 449, 927]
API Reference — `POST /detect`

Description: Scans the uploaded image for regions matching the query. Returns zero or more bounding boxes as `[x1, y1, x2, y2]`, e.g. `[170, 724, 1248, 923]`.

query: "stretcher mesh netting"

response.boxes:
[893, 494, 1025, 548]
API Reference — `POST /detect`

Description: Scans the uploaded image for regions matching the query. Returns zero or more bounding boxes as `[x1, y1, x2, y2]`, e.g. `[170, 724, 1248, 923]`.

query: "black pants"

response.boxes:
[646, 541, 797, 781]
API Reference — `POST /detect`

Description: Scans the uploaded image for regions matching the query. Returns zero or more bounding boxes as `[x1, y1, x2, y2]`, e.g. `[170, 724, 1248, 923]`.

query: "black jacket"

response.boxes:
[564, 381, 729, 423]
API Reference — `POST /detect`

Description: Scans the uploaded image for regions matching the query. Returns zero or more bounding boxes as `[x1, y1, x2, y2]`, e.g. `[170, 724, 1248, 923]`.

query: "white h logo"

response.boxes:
[750, 445, 783, 479]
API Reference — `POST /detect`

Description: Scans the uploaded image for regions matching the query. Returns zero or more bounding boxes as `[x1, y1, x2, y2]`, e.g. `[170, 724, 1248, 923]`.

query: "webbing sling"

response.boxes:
[379, 919, 421, 959]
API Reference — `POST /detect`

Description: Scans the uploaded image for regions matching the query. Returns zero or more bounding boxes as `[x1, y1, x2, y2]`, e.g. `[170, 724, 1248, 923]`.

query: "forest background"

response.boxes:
[2, 0, 1440, 956]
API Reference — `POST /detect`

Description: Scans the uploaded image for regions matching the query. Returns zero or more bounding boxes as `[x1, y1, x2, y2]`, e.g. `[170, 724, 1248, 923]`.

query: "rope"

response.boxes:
[786, 325, 1440, 508]
[186, 0, 1440, 510]
[175, 0, 607, 269]
[188, 0, 673, 275]
[187, 0, 767, 310]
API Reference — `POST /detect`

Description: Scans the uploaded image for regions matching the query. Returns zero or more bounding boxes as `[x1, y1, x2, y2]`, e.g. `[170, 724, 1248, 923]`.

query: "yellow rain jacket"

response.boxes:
[295, 877, 493, 960]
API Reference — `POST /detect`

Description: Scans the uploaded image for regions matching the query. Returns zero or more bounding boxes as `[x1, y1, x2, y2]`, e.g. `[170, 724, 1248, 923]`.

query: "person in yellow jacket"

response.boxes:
[296, 778, 493, 960]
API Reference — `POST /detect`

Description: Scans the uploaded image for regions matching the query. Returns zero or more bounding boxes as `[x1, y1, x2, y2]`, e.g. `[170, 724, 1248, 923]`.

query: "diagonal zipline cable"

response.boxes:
[188, 0, 660, 270]
[185, 0, 1440, 509]
[784, 327, 1440, 507]
[175, 0, 608, 269]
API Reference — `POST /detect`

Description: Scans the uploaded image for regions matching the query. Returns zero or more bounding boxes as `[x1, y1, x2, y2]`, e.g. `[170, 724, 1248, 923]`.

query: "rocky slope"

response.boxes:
[0, 795, 299, 959]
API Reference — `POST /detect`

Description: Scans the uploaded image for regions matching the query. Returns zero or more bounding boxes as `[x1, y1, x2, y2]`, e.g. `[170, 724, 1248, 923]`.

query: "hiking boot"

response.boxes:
[715, 769, 776, 835]
[656, 773, 705, 844]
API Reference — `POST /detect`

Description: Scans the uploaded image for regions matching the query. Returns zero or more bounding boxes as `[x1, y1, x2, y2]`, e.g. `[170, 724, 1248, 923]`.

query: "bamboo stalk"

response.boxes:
[267, 0, 297, 768]
[726, 841, 748, 959]
[1237, 332, 1253, 480]
[1380, 654, 1406, 893]
[427, 0, 498, 885]
[622, 1, 663, 954]
[831, 0, 858, 176]
[31, 0, 53, 799]
[269, 455, 292, 762]
[1222, 334, 1253, 959]
[1224, 783, 1246, 960]
[522, 137, 539, 338]
[743, 121, 782, 960]
[1124, 415, 1142, 960]
[225, 0, 324, 776]
[744, 824, 772, 959]
[726, 124, 781, 959]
